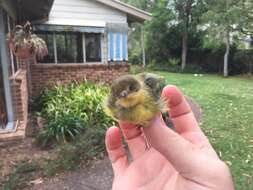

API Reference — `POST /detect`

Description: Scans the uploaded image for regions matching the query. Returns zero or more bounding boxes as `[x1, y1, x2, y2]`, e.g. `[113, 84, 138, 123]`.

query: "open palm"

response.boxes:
[106, 86, 235, 190]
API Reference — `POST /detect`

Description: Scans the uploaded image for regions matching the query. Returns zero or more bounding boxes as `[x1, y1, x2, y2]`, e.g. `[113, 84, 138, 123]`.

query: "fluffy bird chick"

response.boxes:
[104, 73, 167, 126]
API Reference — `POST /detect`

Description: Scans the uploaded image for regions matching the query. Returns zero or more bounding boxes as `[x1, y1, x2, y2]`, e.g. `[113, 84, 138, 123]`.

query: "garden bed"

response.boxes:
[1, 82, 113, 189]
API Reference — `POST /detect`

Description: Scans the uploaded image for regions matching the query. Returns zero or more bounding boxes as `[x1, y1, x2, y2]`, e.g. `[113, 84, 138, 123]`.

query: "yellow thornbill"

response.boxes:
[104, 73, 167, 127]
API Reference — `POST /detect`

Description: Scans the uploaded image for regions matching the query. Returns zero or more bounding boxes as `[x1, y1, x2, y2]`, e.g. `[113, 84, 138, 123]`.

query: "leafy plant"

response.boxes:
[35, 82, 114, 146]
[168, 58, 180, 67]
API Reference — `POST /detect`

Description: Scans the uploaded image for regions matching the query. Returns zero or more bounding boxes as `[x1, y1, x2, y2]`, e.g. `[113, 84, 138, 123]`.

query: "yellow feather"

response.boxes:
[104, 74, 166, 126]
[116, 89, 161, 126]
[103, 98, 118, 121]
[116, 88, 147, 108]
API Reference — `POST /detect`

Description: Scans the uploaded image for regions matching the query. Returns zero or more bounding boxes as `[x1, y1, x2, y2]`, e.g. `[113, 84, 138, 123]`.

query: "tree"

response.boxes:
[123, 0, 206, 69]
[121, 0, 155, 11]
[239, 0, 253, 36]
[145, 1, 177, 63]
[173, 0, 193, 70]
[170, 0, 206, 70]
[202, 0, 244, 77]
[121, 0, 156, 67]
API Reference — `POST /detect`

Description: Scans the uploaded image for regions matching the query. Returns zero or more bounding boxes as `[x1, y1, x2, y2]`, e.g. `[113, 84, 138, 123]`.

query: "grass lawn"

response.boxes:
[156, 72, 253, 190]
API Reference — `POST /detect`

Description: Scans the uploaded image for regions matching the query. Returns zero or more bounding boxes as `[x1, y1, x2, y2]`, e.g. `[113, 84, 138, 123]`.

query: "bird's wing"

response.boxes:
[103, 96, 119, 121]
[137, 73, 166, 101]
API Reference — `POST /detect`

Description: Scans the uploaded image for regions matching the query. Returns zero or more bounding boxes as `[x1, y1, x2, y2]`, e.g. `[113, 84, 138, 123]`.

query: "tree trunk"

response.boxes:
[224, 31, 230, 77]
[181, 32, 188, 71]
[141, 27, 146, 68]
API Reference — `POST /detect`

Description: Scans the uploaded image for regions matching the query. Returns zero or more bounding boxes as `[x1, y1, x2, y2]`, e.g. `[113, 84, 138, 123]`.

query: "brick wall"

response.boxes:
[31, 63, 130, 96]
[10, 69, 28, 124]
[16, 57, 34, 97]
[5, 58, 129, 141]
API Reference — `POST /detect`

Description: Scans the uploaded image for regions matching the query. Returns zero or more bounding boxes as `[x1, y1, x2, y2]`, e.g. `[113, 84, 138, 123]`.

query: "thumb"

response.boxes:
[143, 85, 209, 174]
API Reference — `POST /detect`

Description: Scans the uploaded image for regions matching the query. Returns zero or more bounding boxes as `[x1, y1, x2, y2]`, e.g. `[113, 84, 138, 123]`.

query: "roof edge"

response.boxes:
[96, 0, 152, 22]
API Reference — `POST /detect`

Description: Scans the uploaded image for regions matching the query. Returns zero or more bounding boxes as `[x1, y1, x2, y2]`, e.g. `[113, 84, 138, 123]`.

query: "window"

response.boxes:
[0, 8, 14, 128]
[56, 33, 83, 63]
[85, 33, 101, 62]
[37, 32, 55, 63]
[0, 56, 8, 128]
[36, 31, 102, 64]
[3, 9, 17, 74]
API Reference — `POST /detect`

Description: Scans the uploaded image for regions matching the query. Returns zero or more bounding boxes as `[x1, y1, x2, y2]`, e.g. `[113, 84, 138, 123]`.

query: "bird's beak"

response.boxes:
[120, 90, 128, 98]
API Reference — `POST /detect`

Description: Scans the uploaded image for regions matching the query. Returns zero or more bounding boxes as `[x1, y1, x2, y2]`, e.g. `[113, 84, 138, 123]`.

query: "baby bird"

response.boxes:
[104, 73, 167, 126]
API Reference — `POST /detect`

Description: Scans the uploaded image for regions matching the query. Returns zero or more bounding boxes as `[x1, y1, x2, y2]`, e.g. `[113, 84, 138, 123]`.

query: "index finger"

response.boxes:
[162, 85, 214, 149]
[162, 85, 201, 134]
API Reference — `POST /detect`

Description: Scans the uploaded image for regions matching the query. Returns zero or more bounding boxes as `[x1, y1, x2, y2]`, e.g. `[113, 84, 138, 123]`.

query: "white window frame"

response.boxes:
[82, 33, 86, 63]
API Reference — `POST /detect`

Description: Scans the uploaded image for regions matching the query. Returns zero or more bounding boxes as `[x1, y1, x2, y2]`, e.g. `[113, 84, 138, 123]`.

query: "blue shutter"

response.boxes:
[108, 33, 110, 61]
[122, 33, 128, 61]
[109, 32, 114, 61]
[116, 33, 121, 61]
[108, 32, 127, 62]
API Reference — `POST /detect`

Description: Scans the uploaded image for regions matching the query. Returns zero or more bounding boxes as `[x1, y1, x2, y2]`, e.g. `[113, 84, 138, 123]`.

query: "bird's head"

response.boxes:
[111, 75, 143, 108]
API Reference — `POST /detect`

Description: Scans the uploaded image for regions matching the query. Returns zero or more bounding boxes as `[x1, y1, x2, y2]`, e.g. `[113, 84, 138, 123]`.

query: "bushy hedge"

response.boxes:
[34, 82, 114, 146]
[131, 47, 253, 75]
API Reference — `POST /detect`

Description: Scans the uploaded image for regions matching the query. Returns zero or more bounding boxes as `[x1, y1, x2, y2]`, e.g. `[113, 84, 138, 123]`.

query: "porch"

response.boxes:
[0, 0, 54, 139]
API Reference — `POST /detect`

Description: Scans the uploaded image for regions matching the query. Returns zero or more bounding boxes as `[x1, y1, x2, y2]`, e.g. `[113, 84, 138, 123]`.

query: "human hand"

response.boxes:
[105, 86, 235, 190]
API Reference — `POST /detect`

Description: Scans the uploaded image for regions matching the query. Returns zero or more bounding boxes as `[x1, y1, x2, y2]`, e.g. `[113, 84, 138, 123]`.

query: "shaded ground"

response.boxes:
[31, 157, 113, 190]
[29, 97, 202, 190]
[0, 138, 56, 183]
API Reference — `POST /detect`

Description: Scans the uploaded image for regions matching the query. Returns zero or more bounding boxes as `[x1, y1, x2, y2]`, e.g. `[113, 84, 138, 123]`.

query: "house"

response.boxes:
[0, 0, 151, 141]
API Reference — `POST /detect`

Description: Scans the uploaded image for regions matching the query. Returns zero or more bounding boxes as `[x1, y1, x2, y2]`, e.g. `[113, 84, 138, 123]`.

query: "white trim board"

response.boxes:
[96, 0, 152, 22]
[0, 122, 16, 134]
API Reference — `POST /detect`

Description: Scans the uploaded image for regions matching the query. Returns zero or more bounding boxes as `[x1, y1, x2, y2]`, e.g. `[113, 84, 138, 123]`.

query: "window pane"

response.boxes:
[8, 16, 18, 73]
[56, 32, 83, 63]
[3, 10, 8, 34]
[36, 31, 84, 64]
[85, 33, 101, 62]
[0, 9, 14, 127]
[2, 10, 12, 75]
[37, 32, 55, 63]
[0, 56, 8, 128]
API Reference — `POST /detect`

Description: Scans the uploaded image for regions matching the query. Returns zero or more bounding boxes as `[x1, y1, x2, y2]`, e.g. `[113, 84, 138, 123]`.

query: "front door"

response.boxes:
[0, 59, 7, 129]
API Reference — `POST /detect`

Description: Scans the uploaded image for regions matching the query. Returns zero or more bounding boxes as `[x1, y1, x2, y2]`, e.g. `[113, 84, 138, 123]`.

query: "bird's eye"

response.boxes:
[129, 85, 134, 91]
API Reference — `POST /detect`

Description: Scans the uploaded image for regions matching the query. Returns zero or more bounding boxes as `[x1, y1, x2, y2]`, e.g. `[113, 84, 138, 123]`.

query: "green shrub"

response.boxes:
[130, 65, 147, 74]
[36, 82, 114, 145]
[168, 58, 180, 67]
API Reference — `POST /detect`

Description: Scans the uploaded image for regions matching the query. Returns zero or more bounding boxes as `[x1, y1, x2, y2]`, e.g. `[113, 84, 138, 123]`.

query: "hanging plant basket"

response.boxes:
[8, 21, 48, 60]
